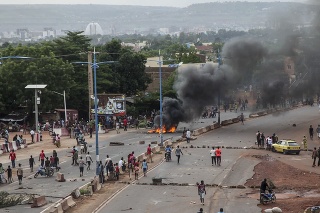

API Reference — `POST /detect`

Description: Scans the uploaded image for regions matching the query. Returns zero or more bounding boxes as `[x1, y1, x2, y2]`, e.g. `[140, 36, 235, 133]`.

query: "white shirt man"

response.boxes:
[210, 147, 216, 166]
[267, 137, 273, 150]
[118, 158, 124, 172]
[186, 129, 191, 143]
[30, 130, 35, 142]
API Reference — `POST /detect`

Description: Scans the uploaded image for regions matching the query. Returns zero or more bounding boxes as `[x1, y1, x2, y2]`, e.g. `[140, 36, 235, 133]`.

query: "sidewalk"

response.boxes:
[0, 128, 132, 165]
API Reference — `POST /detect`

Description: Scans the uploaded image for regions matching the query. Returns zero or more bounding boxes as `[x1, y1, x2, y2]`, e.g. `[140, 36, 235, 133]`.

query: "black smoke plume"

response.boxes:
[154, 2, 320, 127]
[154, 38, 268, 128]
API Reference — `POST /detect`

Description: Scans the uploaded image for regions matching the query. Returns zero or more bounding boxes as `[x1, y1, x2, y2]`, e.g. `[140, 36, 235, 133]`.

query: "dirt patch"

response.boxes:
[246, 155, 320, 212]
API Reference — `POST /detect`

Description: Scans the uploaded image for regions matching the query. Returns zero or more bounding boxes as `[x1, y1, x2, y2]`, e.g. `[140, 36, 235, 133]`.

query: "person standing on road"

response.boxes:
[134, 164, 139, 180]
[312, 147, 318, 167]
[17, 164, 23, 185]
[210, 147, 216, 166]
[310, 125, 314, 140]
[217, 208, 224, 213]
[141, 159, 148, 177]
[39, 150, 46, 167]
[256, 131, 261, 147]
[240, 113, 244, 124]
[86, 152, 93, 170]
[30, 129, 35, 143]
[105, 155, 112, 176]
[317, 125, 320, 139]
[118, 157, 124, 173]
[116, 121, 120, 134]
[216, 147, 222, 166]
[197, 180, 206, 205]
[267, 136, 272, 151]
[123, 117, 128, 131]
[6, 165, 12, 183]
[9, 150, 16, 168]
[186, 129, 191, 143]
[175, 145, 183, 164]
[261, 133, 265, 148]
[303, 136, 308, 151]
[79, 156, 86, 177]
[29, 155, 35, 172]
[147, 144, 153, 163]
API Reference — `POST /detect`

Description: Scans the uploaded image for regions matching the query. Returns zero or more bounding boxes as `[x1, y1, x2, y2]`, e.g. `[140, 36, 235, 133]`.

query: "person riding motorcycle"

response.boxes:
[165, 145, 172, 160]
[260, 178, 269, 194]
[37, 165, 45, 176]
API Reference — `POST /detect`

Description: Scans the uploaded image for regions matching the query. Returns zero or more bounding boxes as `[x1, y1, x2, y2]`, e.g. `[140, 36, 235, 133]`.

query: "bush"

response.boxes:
[138, 120, 147, 128]
[0, 191, 24, 208]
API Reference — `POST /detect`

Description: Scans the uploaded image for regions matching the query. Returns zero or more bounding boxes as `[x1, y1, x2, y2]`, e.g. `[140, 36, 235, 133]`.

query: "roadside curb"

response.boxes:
[191, 105, 302, 138]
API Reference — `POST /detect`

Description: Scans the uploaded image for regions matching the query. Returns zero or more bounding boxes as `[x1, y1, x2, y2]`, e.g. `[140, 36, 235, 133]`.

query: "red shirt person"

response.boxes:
[215, 147, 222, 166]
[39, 150, 46, 167]
[9, 150, 16, 168]
[147, 144, 153, 163]
[123, 118, 128, 131]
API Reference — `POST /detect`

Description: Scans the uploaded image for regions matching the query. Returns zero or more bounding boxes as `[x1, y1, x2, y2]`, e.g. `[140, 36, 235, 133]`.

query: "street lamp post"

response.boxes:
[25, 85, 47, 132]
[158, 50, 164, 146]
[51, 90, 67, 122]
[73, 48, 117, 175]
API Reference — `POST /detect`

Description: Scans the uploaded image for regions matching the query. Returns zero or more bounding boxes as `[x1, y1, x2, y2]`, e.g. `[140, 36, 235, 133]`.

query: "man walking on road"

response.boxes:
[30, 129, 35, 143]
[186, 129, 191, 143]
[240, 113, 244, 124]
[29, 155, 35, 172]
[79, 156, 86, 177]
[317, 125, 320, 139]
[86, 152, 93, 170]
[39, 150, 46, 167]
[17, 164, 23, 185]
[175, 145, 183, 164]
[197, 180, 206, 205]
[9, 150, 16, 168]
[309, 125, 314, 140]
[312, 147, 318, 167]
[210, 147, 216, 166]
[147, 144, 153, 163]
[216, 147, 222, 166]
[303, 136, 308, 151]
[105, 155, 111, 176]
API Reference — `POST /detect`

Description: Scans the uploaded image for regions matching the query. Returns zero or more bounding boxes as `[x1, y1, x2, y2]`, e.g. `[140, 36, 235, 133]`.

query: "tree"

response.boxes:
[0, 44, 74, 116]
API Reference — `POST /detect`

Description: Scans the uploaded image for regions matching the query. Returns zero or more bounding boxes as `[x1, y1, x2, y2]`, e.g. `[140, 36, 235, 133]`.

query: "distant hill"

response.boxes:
[0, 2, 317, 33]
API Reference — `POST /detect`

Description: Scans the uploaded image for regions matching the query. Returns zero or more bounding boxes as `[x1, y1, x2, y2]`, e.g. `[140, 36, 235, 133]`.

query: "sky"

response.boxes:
[0, 0, 307, 8]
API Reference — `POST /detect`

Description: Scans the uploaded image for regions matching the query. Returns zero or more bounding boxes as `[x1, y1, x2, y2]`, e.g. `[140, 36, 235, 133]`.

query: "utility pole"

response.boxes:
[88, 51, 93, 120]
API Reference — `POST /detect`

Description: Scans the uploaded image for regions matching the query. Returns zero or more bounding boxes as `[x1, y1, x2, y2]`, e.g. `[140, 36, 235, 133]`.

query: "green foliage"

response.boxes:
[0, 44, 75, 115]
[0, 35, 152, 119]
[0, 191, 24, 208]
[163, 70, 178, 99]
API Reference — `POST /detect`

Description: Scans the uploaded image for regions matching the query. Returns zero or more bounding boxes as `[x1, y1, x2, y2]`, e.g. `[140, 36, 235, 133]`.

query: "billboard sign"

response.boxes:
[91, 94, 126, 116]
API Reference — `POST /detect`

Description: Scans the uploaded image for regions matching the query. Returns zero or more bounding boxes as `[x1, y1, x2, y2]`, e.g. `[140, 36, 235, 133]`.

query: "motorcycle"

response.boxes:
[260, 189, 276, 205]
[34, 167, 54, 178]
[165, 151, 171, 162]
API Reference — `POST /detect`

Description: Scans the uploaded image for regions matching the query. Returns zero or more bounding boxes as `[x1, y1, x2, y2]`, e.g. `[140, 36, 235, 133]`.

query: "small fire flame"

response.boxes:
[148, 125, 177, 134]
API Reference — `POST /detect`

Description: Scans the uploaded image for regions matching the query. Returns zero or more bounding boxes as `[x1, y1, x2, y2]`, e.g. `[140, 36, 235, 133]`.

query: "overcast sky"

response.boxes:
[0, 0, 307, 8]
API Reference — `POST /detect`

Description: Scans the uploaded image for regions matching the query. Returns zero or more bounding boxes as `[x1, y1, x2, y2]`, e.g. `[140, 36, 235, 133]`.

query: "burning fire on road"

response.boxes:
[148, 125, 177, 133]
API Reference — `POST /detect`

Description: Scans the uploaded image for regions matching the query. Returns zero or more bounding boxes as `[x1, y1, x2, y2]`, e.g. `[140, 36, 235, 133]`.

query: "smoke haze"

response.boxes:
[154, 1, 320, 128]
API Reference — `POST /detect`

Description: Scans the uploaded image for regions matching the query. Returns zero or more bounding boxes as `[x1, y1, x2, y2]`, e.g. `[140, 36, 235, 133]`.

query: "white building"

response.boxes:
[84, 22, 103, 36]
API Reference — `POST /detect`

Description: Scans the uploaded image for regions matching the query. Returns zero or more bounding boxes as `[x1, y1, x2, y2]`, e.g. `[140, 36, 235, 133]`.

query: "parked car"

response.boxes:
[271, 139, 300, 155]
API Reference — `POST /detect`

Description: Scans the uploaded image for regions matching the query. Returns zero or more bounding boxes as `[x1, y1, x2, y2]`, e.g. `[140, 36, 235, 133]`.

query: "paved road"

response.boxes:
[1, 106, 315, 213]
[97, 105, 320, 213]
